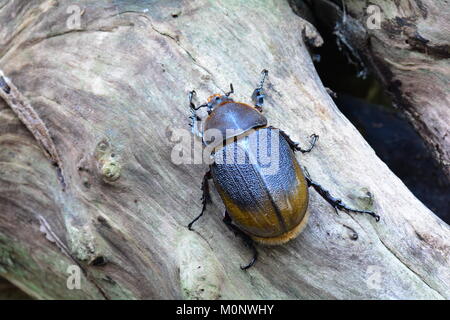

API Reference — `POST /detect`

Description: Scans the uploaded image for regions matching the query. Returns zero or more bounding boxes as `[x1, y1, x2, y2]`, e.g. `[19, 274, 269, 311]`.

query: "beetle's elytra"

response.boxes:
[211, 127, 310, 244]
[188, 70, 379, 270]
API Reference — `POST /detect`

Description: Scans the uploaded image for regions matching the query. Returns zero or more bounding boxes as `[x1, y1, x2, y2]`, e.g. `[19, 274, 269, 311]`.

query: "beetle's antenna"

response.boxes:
[225, 83, 234, 97]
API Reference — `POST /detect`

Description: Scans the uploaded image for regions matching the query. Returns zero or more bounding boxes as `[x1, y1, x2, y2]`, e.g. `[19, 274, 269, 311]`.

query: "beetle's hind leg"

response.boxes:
[223, 211, 258, 270]
[251, 69, 268, 112]
[304, 170, 380, 221]
[277, 128, 319, 154]
[188, 170, 212, 230]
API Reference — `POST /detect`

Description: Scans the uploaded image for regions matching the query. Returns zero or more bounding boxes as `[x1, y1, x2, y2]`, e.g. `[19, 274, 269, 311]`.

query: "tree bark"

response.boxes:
[0, 0, 449, 299]
[305, 0, 450, 179]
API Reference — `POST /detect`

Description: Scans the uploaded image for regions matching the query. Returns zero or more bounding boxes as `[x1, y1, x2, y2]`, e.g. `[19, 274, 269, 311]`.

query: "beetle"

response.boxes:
[188, 69, 379, 269]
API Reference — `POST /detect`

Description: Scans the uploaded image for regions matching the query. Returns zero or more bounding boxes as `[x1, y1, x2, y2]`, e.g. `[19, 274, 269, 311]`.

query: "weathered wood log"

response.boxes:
[304, 0, 450, 179]
[0, 277, 30, 299]
[0, 0, 448, 299]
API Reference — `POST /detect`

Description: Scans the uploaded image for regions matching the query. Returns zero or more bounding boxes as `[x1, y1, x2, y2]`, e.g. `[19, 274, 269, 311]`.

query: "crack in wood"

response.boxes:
[0, 70, 66, 190]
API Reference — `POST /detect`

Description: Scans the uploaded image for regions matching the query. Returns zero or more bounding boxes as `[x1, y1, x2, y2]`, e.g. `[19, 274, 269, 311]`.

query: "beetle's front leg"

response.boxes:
[188, 170, 212, 230]
[251, 69, 268, 112]
[189, 109, 203, 138]
[223, 211, 258, 270]
[188, 90, 205, 138]
[278, 128, 319, 154]
[303, 170, 380, 221]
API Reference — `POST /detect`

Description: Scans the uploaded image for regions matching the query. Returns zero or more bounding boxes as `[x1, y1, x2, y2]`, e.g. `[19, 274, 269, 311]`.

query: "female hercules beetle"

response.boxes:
[188, 70, 379, 270]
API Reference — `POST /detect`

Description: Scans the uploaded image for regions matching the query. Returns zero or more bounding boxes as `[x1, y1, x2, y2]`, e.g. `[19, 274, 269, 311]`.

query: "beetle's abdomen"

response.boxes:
[211, 127, 309, 242]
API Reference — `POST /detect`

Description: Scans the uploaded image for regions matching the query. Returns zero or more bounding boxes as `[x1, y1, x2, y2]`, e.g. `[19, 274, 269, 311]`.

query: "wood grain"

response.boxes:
[0, 0, 448, 299]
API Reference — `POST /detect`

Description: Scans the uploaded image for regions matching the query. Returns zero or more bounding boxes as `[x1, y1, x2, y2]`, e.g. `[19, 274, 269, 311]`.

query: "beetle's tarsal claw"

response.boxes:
[240, 236, 258, 270]
[187, 220, 195, 231]
[342, 205, 380, 221]
[188, 210, 204, 230]
[240, 261, 253, 270]
[188, 214, 203, 230]
[369, 211, 380, 222]
[300, 133, 319, 153]
[340, 206, 380, 222]
[188, 90, 196, 107]
[189, 90, 197, 100]
[240, 254, 257, 270]
[240, 245, 258, 270]
[362, 211, 380, 222]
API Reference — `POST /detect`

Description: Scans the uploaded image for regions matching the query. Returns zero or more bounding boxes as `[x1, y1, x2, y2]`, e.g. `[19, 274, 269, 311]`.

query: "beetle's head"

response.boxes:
[206, 94, 232, 111]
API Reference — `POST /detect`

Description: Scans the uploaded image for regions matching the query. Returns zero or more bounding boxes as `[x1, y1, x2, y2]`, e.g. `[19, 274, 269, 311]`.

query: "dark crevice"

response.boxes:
[290, 0, 450, 224]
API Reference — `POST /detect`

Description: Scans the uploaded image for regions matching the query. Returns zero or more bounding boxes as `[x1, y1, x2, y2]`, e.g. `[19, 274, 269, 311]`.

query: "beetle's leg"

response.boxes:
[188, 170, 212, 230]
[222, 211, 258, 270]
[189, 108, 203, 138]
[188, 90, 208, 138]
[189, 90, 209, 111]
[303, 170, 380, 221]
[251, 69, 268, 112]
[277, 128, 319, 154]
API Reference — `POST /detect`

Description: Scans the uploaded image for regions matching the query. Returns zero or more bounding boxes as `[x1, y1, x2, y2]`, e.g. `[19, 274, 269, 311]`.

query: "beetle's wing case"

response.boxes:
[211, 127, 309, 243]
[203, 102, 267, 147]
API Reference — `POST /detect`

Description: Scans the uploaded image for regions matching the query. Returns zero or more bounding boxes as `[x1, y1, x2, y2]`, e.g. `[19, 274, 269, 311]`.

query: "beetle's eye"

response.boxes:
[215, 96, 220, 101]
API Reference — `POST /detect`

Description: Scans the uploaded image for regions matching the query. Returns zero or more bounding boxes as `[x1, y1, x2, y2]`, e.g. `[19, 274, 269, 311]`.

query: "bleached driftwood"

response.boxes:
[0, 0, 448, 299]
